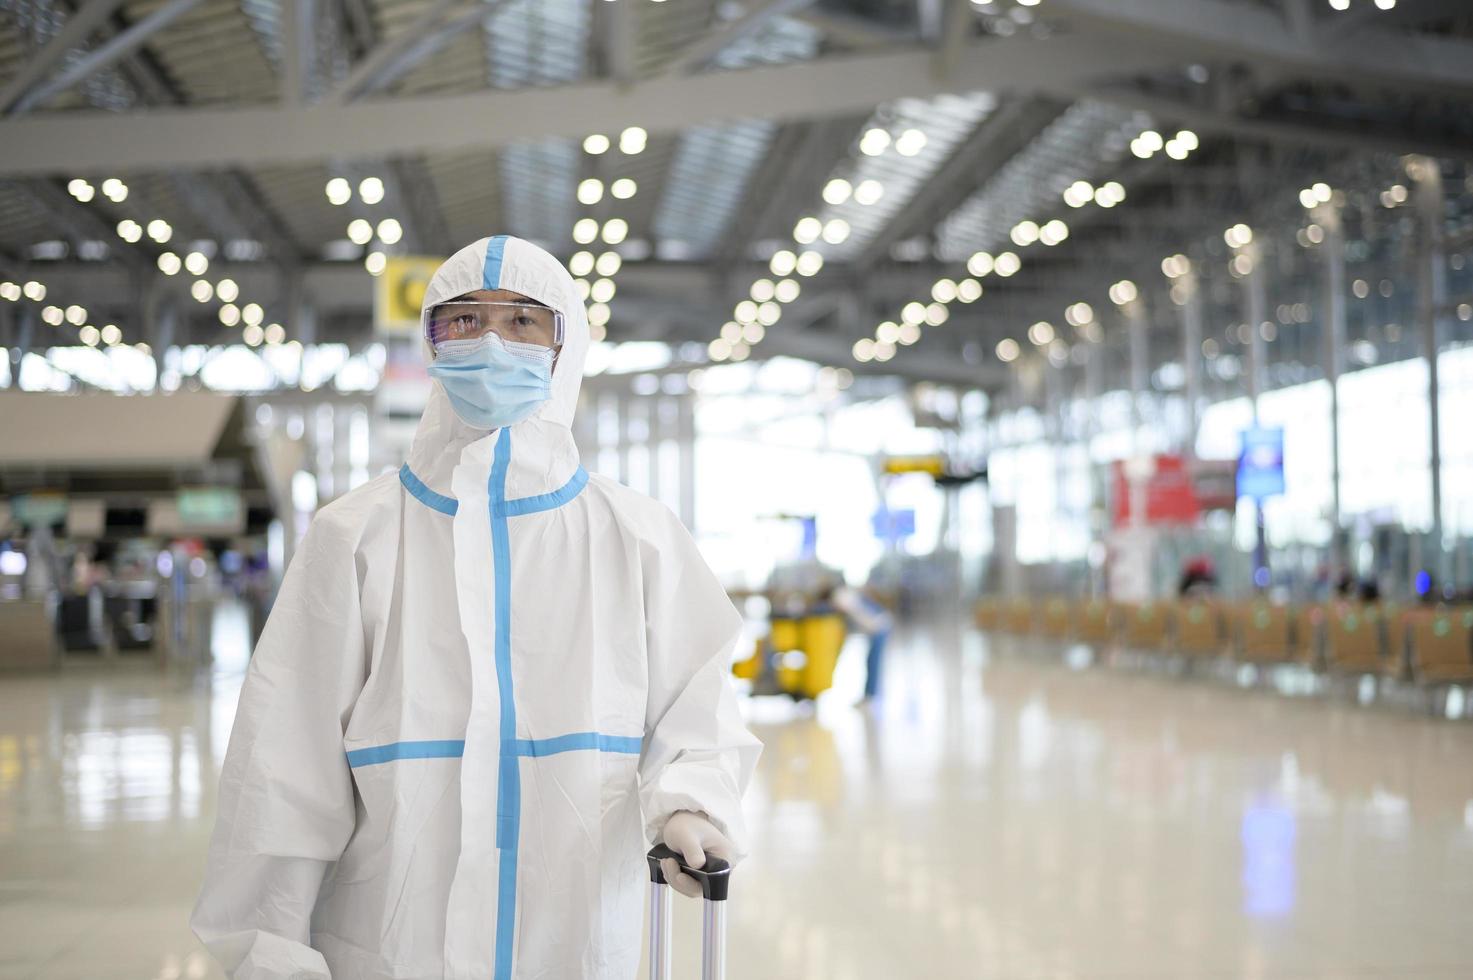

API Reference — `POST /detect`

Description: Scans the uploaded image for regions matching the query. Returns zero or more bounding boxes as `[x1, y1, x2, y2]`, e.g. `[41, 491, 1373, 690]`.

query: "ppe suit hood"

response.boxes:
[407, 236, 589, 500]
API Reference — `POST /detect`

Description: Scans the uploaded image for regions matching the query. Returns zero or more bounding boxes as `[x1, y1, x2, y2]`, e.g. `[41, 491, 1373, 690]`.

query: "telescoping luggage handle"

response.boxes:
[646, 844, 731, 980]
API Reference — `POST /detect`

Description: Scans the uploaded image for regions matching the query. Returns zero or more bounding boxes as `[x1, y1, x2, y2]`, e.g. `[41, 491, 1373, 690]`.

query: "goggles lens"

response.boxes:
[427, 301, 564, 354]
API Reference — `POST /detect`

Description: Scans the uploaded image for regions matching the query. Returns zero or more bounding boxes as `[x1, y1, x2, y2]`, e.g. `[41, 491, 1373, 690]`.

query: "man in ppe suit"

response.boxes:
[193, 235, 761, 979]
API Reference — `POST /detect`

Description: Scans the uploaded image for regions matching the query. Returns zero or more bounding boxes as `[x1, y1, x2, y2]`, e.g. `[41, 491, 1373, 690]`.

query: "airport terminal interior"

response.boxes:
[3, 0, 1473, 977]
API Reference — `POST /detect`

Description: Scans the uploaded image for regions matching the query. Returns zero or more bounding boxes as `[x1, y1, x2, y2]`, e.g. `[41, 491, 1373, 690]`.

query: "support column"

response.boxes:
[1411, 155, 1448, 588]
[1320, 199, 1348, 581]
[1084, 325, 1106, 597]
[1243, 242, 1268, 419]
[1180, 263, 1205, 454]
[1124, 292, 1149, 530]
[1242, 241, 1269, 588]
[678, 392, 697, 532]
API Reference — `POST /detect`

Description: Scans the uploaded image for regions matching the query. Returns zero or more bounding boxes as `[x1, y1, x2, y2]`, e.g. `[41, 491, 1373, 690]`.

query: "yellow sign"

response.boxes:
[374, 256, 443, 334]
[882, 455, 945, 477]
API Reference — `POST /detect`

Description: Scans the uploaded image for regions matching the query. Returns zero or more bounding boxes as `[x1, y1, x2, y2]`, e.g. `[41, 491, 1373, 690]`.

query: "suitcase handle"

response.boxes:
[645, 844, 731, 902]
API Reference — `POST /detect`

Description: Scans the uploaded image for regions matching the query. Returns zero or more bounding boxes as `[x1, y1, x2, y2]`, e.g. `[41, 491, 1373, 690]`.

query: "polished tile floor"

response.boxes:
[3, 604, 1472, 979]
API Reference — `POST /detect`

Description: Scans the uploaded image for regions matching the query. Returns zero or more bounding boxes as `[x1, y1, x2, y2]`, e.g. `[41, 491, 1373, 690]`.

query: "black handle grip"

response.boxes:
[646, 843, 731, 902]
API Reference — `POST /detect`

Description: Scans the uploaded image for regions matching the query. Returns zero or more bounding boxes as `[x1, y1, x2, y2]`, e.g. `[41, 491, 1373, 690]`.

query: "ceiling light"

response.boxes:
[601, 218, 628, 244]
[358, 177, 385, 205]
[793, 216, 822, 244]
[325, 177, 351, 205]
[573, 218, 599, 244]
[377, 218, 403, 244]
[578, 178, 604, 205]
[854, 179, 884, 205]
[823, 179, 852, 205]
[619, 126, 647, 154]
[859, 128, 891, 156]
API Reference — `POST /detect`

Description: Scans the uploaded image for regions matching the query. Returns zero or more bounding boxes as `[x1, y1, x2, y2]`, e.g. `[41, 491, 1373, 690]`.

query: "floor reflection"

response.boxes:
[2, 606, 1471, 978]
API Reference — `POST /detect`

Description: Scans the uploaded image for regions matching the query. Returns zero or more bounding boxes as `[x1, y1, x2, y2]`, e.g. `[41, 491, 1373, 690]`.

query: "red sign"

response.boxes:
[1111, 454, 1202, 527]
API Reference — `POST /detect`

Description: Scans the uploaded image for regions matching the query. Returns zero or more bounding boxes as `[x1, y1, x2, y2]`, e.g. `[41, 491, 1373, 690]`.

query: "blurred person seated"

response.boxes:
[1177, 556, 1218, 598]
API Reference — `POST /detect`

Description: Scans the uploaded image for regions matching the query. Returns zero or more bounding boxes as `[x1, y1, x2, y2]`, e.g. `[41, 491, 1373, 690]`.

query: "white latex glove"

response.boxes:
[659, 811, 732, 899]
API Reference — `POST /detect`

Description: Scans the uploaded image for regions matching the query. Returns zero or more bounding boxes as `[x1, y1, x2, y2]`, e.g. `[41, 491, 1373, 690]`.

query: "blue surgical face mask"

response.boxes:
[427, 334, 554, 430]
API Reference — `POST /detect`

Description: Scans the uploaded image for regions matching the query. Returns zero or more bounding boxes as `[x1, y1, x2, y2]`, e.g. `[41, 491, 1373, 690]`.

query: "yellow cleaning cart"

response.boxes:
[733, 611, 848, 700]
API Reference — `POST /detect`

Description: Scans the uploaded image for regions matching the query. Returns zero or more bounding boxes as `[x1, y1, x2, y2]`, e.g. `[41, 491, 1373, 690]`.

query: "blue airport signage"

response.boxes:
[872, 508, 916, 542]
[1237, 426, 1285, 500]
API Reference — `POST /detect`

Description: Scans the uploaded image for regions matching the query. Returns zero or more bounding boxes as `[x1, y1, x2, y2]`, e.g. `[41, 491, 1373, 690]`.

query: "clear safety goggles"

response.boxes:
[426, 300, 565, 357]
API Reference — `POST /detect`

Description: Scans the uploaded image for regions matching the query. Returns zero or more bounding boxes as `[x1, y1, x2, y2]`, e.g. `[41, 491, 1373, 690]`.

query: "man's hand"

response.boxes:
[658, 811, 732, 899]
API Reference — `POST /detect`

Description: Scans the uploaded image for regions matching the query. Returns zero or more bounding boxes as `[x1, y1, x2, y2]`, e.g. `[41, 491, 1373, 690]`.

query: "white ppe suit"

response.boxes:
[192, 235, 762, 980]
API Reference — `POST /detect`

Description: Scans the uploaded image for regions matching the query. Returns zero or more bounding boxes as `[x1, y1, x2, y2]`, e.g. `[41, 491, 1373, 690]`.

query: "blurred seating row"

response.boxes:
[974, 596, 1473, 684]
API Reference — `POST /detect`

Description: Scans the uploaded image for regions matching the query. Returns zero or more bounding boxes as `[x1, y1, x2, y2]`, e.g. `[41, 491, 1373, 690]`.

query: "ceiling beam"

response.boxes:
[856, 97, 1063, 269]
[10, 0, 204, 114]
[0, 33, 1182, 177]
[13, 179, 146, 270]
[659, 0, 818, 76]
[714, 115, 864, 266]
[322, 0, 490, 105]
[280, 0, 312, 105]
[934, 0, 977, 81]
[795, 8, 911, 48]
[0, 0, 130, 114]
[603, 0, 637, 84]
[383, 157, 452, 256]
[1063, 81, 1473, 160]
[1044, 0, 1473, 99]
[1322, 0, 1472, 36]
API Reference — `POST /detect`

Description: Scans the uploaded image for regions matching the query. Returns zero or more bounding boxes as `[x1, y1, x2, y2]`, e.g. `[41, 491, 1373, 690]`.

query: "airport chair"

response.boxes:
[1236, 601, 1302, 665]
[1175, 599, 1225, 657]
[1040, 597, 1071, 639]
[1323, 603, 1389, 674]
[1004, 597, 1035, 634]
[1406, 607, 1473, 683]
[974, 598, 1002, 631]
[1073, 598, 1114, 644]
[0, 600, 57, 670]
[1120, 601, 1171, 651]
